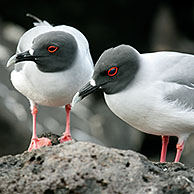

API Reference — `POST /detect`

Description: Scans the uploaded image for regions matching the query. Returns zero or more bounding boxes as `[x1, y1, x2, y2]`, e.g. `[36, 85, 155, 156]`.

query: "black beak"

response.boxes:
[15, 50, 36, 63]
[71, 80, 99, 107]
[79, 81, 99, 99]
[7, 50, 36, 67]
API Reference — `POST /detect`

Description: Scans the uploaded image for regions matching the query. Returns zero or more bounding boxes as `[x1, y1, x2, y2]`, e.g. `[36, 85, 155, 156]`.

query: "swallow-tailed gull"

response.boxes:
[72, 44, 194, 162]
[7, 15, 93, 151]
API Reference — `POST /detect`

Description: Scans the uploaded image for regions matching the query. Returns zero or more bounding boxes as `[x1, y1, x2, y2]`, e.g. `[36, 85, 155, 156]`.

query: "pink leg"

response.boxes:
[59, 104, 72, 143]
[160, 136, 169, 163]
[174, 141, 184, 162]
[28, 104, 52, 152]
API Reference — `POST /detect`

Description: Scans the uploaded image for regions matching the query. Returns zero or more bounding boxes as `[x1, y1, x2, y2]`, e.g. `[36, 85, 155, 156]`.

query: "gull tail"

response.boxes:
[26, 13, 52, 27]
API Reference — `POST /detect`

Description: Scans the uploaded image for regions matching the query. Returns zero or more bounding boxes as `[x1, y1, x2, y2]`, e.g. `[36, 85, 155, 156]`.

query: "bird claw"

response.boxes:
[28, 137, 52, 152]
[59, 133, 72, 143]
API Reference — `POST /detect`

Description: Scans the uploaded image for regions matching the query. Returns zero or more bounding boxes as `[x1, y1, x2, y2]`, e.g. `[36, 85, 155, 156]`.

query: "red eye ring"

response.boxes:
[107, 67, 118, 77]
[47, 46, 58, 53]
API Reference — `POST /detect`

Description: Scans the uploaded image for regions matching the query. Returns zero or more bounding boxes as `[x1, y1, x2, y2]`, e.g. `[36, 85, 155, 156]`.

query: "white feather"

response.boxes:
[104, 51, 194, 141]
[9, 20, 94, 107]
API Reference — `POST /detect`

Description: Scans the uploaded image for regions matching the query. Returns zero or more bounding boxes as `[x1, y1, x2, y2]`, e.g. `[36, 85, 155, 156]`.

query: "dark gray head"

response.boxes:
[12, 31, 78, 72]
[72, 45, 140, 105]
[93, 44, 140, 94]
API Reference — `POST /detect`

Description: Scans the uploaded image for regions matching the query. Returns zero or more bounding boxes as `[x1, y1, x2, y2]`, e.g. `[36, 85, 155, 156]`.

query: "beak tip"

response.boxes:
[71, 92, 82, 108]
[7, 54, 16, 67]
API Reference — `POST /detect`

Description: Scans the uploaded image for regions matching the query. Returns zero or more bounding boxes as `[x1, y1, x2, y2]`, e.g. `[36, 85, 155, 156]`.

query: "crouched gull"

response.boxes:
[7, 15, 93, 151]
[72, 44, 194, 163]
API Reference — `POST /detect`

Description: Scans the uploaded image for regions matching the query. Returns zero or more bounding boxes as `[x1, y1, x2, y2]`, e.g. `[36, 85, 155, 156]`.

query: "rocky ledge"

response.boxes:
[0, 140, 194, 194]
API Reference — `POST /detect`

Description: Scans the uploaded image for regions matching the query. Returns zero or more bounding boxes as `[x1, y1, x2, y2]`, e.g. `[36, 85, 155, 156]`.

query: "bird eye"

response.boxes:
[107, 67, 118, 77]
[47, 46, 58, 53]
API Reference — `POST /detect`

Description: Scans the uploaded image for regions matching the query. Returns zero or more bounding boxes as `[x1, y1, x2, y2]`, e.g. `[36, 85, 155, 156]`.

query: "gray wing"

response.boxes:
[164, 84, 194, 109]
[155, 51, 194, 109]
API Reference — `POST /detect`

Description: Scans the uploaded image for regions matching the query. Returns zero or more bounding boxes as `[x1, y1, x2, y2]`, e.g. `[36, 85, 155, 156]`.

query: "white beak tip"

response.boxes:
[7, 54, 16, 67]
[71, 92, 82, 108]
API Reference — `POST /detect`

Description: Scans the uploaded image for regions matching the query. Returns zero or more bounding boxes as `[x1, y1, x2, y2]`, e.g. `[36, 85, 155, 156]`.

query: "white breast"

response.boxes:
[11, 54, 93, 107]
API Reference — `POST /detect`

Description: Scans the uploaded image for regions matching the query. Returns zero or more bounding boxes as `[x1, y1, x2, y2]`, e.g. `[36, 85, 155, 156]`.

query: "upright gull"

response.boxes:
[72, 44, 194, 162]
[7, 15, 93, 151]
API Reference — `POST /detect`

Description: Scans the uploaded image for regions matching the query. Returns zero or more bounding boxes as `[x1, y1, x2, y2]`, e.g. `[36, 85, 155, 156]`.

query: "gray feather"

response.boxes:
[164, 84, 194, 109]
[155, 52, 194, 109]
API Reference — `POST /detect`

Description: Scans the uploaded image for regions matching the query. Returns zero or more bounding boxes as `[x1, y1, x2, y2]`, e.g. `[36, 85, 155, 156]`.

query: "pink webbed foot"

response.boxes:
[28, 102, 52, 152]
[59, 132, 72, 143]
[28, 137, 52, 152]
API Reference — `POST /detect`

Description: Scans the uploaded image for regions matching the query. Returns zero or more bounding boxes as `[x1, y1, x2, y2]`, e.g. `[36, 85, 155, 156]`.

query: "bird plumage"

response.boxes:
[10, 19, 93, 107]
[72, 44, 194, 162]
[7, 16, 94, 151]
[105, 50, 194, 138]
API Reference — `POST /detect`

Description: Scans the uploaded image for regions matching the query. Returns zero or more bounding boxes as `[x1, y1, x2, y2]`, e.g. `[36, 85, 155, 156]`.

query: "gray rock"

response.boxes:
[0, 141, 194, 194]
